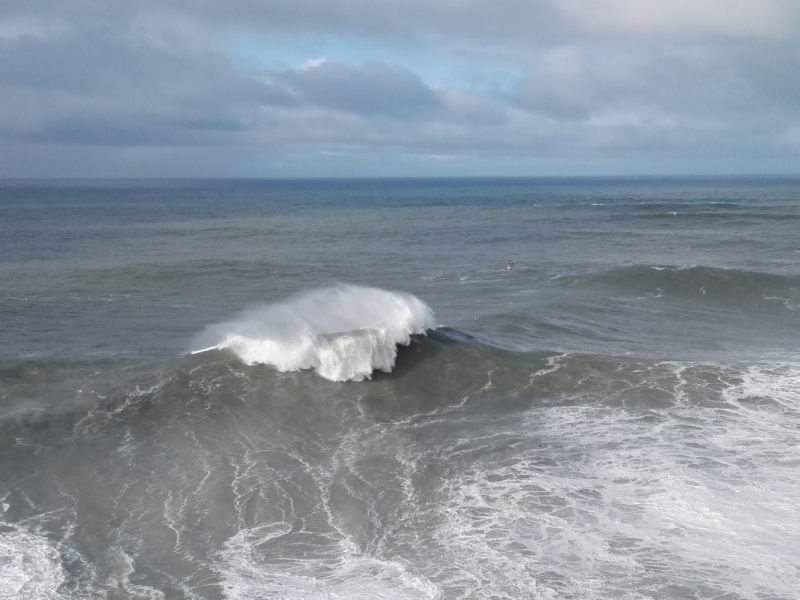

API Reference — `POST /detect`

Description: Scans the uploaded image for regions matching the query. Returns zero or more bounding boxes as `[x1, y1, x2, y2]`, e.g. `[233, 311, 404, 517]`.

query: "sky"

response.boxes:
[1, 0, 800, 178]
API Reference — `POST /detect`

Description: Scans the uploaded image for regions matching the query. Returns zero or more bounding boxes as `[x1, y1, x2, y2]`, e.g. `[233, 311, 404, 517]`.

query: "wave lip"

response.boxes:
[193, 285, 436, 381]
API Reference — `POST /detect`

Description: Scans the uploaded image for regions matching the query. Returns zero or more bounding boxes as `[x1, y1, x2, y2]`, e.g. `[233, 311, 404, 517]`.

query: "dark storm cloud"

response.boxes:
[1, 0, 799, 176]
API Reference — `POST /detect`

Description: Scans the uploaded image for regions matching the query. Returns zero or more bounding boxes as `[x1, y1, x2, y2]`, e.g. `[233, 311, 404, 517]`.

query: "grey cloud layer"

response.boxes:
[1, 0, 799, 176]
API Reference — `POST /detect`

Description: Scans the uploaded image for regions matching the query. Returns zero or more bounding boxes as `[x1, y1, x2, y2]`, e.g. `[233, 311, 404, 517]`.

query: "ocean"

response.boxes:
[1, 177, 798, 599]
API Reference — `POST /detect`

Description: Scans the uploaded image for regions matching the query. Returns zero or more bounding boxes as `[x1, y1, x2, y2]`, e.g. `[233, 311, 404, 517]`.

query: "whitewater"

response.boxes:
[192, 285, 436, 381]
[1, 177, 799, 599]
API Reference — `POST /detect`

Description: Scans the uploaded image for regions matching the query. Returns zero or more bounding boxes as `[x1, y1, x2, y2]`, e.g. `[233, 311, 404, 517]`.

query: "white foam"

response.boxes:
[724, 361, 800, 408]
[192, 285, 435, 382]
[219, 525, 440, 600]
[416, 359, 800, 599]
[0, 526, 65, 600]
[100, 547, 165, 600]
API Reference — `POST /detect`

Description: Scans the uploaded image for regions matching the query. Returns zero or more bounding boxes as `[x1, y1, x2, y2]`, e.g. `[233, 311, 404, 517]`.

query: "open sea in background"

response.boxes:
[1, 177, 799, 599]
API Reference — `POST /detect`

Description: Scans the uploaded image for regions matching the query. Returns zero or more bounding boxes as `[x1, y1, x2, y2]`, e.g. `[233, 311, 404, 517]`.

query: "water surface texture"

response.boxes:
[1, 177, 799, 599]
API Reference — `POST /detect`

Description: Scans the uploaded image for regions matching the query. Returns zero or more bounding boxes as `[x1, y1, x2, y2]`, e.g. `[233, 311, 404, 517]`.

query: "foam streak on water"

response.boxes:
[421, 358, 800, 599]
[2, 177, 800, 599]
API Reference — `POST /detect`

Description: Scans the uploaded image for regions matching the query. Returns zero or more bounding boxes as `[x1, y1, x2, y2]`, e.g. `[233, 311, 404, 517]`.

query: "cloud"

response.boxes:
[556, 0, 800, 39]
[273, 59, 440, 119]
[778, 126, 800, 149]
[0, 0, 799, 176]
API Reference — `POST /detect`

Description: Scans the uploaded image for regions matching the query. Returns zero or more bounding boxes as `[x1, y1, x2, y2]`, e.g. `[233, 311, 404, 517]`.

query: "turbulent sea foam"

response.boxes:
[192, 285, 436, 381]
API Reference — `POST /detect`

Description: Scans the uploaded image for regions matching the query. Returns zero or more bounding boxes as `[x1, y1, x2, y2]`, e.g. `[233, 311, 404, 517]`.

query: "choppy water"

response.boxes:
[1, 177, 799, 599]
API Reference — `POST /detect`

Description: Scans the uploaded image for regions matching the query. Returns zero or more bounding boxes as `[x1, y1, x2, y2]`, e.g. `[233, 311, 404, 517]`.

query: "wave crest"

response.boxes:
[192, 285, 435, 381]
[570, 265, 800, 308]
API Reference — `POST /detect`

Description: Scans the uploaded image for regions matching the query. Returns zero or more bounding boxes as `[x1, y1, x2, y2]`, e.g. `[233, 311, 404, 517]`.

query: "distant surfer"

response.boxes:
[505, 260, 514, 271]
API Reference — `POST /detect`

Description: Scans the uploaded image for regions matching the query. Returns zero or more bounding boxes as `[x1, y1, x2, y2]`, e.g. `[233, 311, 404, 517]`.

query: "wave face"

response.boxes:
[192, 285, 436, 381]
[566, 265, 800, 310]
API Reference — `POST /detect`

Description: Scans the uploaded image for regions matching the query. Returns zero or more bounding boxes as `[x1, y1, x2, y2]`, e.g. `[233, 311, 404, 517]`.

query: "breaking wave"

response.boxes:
[0, 525, 65, 600]
[192, 285, 436, 381]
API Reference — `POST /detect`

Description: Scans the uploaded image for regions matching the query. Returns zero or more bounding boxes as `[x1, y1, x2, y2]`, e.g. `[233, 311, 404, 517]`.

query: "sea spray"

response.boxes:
[192, 285, 436, 381]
